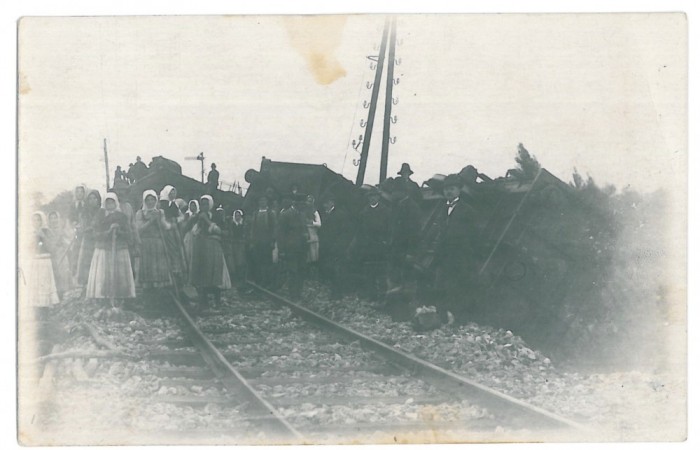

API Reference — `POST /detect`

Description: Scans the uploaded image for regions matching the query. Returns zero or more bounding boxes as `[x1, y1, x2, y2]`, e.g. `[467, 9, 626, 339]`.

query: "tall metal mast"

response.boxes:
[103, 138, 110, 190]
[379, 18, 397, 183]
[355, 18, 390, 186]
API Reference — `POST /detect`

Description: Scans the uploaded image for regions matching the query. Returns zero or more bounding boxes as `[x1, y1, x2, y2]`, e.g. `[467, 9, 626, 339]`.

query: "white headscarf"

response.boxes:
[200, 195, 214, 217]
[32, 211, 48, 229]
[188, 199, 199, 214]
[47, 211, 62, 228]
[233, 209, 244, 226]
[142, 190, 158, 211]
[73, 184, 88, 203]
[104, 192, 121, 215]
[160, 185, 176, 202]
[200, 195, 213, 208]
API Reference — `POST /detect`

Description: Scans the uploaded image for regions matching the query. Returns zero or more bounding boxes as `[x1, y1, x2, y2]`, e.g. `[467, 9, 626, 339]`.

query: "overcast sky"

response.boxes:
[18, 14, 686, 200]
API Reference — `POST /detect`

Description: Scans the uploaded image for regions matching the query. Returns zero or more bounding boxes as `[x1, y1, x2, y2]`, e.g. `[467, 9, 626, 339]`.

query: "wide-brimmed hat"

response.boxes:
[397, 163, 414, 176]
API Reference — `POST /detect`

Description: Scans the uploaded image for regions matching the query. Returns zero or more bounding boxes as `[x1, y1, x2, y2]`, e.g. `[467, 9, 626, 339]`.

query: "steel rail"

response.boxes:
[168, 292, 304, 441]
[247, 281, 591, 434]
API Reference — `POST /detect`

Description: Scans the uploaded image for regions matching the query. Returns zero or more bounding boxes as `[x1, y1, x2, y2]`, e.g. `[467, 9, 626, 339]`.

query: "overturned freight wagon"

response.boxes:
[419, 167, 611, 352]
[242, 157, 365, 214]
[242, 157, 605, 353]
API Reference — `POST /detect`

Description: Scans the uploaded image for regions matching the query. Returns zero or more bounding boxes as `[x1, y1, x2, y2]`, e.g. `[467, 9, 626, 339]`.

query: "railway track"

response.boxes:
[31, 284, 589, 443]
[166, 283, 588, 441]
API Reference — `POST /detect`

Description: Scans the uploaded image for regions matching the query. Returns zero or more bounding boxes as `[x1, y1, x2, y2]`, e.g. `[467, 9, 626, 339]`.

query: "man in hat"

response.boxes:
[433, 173, 479, 324]
[277, 194, 308, 299]
[319, 195, 352, 299]
[356, 187, 391, 302]
[396, 162, 422, 204]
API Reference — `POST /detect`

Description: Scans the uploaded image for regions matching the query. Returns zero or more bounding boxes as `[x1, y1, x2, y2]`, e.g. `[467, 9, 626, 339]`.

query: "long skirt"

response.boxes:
[139, 236, 172, 288]
[164, 228, 186, 276]
[51, 252, 73, 295]
[307, 227, 320, 263]
[86, 248, 136, 299]
[183, 230, 194, 273]
[190, 236, 231, 290]
[25, 255, 60, 307]
[76, 236, 96, 285]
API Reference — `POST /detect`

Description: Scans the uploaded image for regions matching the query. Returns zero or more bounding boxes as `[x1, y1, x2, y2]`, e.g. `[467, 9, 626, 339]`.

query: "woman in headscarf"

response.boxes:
[76, 190, 104, 290]
[116, 189, 141, 281]
[223, 209, 247, 288]
[183, 199, 199, 270]
[159, 185, 187, 285]
[46, 211, 74, 299]
[214, 206, 225, 226]
[24, 212, 60, 312]
[185, 199, 199, 220]
[85, 192, 135, 304]
[135, 190, 172, 289]
[305, 195, 322, 268]
[184, 195, 231, 308]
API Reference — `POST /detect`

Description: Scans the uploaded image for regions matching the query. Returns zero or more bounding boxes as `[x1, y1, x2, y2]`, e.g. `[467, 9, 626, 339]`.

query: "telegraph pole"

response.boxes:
[103, 138, 110, 190]
[379, 17, 397, 183]
[198, 152, 205, 183]
[355, 18, 390, 186]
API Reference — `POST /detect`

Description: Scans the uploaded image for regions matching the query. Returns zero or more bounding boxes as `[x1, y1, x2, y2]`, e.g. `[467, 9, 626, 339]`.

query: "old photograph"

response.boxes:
[16, 13, 687, 445]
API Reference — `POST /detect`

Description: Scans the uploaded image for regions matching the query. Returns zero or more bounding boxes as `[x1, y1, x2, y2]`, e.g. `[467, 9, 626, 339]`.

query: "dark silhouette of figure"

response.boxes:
[319, 196, 352, 299]
[277, 197, 308, 300]
[433, 174, 479, 324]
[396, 163, 422, 204]
[207, 163, 220, 194]
[131, 156, 148, 181]
[355, 187, 391, 302]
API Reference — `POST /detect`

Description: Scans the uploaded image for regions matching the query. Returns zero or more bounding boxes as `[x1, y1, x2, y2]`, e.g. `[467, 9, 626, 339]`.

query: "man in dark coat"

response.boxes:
[388, 182, 421, 287]
[319, 196, 352, 299]
[277, 196, 308, 299]
[247, 196, 277, 287]
[433, 174, 480, 324]
[207, 163, 220, 194]
[356, 187, 391, 301]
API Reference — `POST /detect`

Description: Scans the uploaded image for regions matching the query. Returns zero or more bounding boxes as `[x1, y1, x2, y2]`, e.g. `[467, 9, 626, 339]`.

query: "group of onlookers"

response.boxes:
[25, 161, 481, 326]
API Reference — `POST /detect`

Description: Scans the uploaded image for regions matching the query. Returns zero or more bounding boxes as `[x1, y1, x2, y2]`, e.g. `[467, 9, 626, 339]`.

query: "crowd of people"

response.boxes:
[24, 162, 481, 328]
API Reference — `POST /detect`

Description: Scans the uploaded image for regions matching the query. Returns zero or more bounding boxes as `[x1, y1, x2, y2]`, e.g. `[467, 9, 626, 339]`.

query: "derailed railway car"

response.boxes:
[416, 167, 613, 352]
[242, 157, 364, 214]
[122, 156, 244, 212]
[243, 158, 606, 352]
